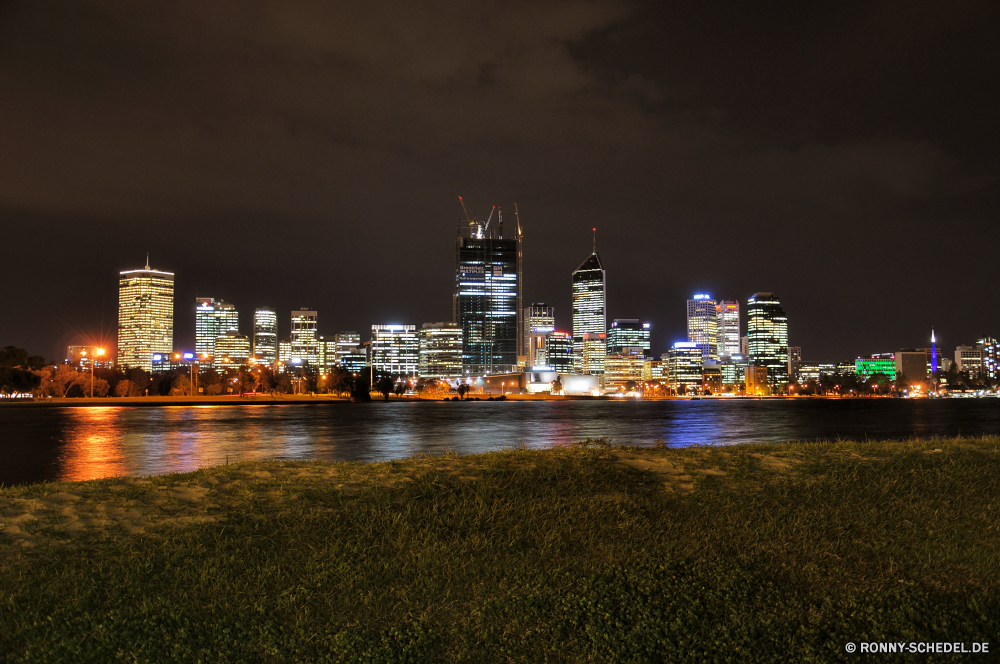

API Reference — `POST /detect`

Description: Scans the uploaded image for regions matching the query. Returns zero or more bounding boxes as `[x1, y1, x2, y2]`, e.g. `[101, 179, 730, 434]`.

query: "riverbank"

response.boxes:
[1, 438, 997, 661]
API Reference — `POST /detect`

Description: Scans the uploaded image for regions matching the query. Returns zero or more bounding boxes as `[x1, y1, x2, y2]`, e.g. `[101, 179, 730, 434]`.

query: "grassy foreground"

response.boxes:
[1, 438, 998, 662]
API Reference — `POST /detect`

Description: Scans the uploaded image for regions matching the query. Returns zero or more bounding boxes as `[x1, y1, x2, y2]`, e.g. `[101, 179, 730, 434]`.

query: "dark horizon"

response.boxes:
[2, 1, 997, 364]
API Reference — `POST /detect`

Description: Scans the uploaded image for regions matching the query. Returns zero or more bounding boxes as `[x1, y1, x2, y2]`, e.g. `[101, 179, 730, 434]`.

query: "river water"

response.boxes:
[2, 399, 999, 485]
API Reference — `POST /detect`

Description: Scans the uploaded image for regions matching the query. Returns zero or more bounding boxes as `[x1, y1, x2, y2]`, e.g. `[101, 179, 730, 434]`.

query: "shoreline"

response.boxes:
[0, 393, 921, 407]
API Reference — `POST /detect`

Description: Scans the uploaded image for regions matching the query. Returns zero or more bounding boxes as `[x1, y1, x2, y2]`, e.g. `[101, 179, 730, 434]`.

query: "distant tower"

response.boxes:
[253, 307, 278, 364]
[716, 300, 740, 358]
[454, 200, 520, 375]
[118, 260, 174, 372]
[931, 328, 937, 374]
[196, 298, 239, 362]
[686, 294, 718, 361]
[746, 292, 789, 386]
[572, 229, 606, 374]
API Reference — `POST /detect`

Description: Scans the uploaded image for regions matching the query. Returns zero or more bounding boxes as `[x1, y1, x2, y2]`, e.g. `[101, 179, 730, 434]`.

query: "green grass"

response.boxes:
[1, 438, 998, 662]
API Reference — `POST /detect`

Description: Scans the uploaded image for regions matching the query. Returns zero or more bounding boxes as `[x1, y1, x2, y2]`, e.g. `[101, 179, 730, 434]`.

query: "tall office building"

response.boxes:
[371, 324, 419, 376]
[667, 342, 703, 391]
[572, 236, 606, 374]
[524, 304, 555, 346]
[214, 330, 251, 368]
[977, 337, 999, 380]
[118, 261, 174, 372]
[746, 292, 789, 386]
[335, 332, 361, 366]
[547, 332, 574, 373]
[418, 322, 463, 379]
[607, 319, 651, 356]
[955, 345, 983, 376]
[687, 294, 718, 361]
[788, 346, 802, 378]
[195, 298, 239, 361]
[454, 209, 520, 375]
[253, 307, 278, 364]
[581, 332, 607, 376]
[716, 300, 740, 358]
[290, 308, 319, 365]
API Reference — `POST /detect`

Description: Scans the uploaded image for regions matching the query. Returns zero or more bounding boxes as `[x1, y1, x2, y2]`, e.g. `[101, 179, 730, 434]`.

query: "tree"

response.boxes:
[393, 381, 406, 397]
[376, 376, 395, 401]
[115, 380, 134, 397]
[351, 374, 371, 402]
[457, 384, 470, 400]
[0, 346, 45, 369]
[0, 366, 41, 397]
[256, 367, 277, 395]
[236, 367, 257, 395]
[550, 376, 562, 395]
[170, 376, 191, 396]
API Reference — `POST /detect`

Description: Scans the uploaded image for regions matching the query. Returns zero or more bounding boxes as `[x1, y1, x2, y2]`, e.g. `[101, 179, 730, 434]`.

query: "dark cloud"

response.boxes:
[0, 0, 996, 361]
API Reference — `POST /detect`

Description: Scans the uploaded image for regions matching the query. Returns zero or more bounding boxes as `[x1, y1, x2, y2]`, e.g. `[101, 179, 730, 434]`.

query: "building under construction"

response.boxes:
[453, 198, 523, 376]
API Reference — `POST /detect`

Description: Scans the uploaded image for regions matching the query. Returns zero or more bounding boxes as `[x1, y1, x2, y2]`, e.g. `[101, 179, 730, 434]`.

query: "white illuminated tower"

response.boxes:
[195, 298, 239, 361]
[687, 294, 718, 361]
[117, 258, 174, 372]
[253, 307, 278, 364]
[290, 308, 319, 366]
[572, 229, 606, 374]
[716, 300, 740, 358]
[746, 292, 789, 385]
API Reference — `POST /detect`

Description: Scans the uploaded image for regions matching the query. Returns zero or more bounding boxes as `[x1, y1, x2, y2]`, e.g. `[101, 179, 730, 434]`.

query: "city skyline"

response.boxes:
[2, 3, 996, 366]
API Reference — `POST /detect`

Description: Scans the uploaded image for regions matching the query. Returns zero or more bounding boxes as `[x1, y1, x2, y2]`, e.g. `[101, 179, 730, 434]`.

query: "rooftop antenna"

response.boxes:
[592, 227, 597, 254]
[145, 253, 150, 270]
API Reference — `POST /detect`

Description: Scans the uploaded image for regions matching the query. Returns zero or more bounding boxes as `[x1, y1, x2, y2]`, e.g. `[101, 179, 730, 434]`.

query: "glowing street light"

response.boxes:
[91, 348, 105, 398]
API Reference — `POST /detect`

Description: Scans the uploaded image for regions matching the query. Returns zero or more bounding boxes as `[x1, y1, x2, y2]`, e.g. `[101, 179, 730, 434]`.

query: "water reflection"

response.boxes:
[60, 408, 128, 481]
[1, 399, 998, 485]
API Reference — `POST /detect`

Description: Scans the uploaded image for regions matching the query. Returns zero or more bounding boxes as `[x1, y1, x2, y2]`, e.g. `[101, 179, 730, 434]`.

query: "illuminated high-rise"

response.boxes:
[290, 308, 319, 365]
[253, 307, 278, 364]
[716, 300, 740, 358]
[196, 298, 239, 361]
[977, 336, 999, 380]
[418, 322, 463, 379]
[547, 332, 574, 373]
[524, 303, 556, 370]
[687, 294, 718, 361]
[371, 324, 419, 376]
[572, 237, 606, 374]
[607, 319, 650, 356]
[746, 292, 789, 386]
[118, 261, 174, 372]
[454, 208, 520, 375]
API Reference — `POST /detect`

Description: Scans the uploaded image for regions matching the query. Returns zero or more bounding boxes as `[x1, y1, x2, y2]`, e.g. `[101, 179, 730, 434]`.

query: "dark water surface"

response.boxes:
[2, 399, 999, 485]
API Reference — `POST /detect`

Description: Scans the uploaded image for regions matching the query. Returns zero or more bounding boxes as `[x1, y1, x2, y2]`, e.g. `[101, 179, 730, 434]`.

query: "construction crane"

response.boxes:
[458, 196, 476, 227]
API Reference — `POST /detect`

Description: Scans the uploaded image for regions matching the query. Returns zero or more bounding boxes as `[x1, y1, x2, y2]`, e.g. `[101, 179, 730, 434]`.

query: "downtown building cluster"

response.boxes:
[104, 207, 1000, 397]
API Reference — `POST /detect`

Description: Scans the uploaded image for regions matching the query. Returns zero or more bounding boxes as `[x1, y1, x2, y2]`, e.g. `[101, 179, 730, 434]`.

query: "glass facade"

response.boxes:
[572, 252, 606, 374]
[253, 308, 278, 364]
[720, 355, 747, 386]
[418, 322, 463, 378]
[687, 294, 718, 361]
[523, 303, 555, 368]
[290, 309, 319, 366]
[667, 342, 703, 390]
[607, 319, 651, 356]
[716, 300, 740, 358]
[746, 292, 789, 385]
[455, 226, 520, 375]
[581, 332, 607, 376]
[371, 324, 419, 376]
[118, 266, 174, 372]
[195, 298, 239, 363]
[547, 332, 574, 374]
[604, 351, 645, 392]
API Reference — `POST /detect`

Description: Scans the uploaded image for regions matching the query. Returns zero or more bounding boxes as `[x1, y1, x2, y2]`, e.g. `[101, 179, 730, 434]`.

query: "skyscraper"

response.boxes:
[418, 322, 463, 379]
[607, 319, 651, 356]
[454, 207, 520, 375]
[547, 332, 574, 373]
[290, 308, 319, 365]
[716, 300, 740, 358]
[118, 260, 174, 372]
[746, 292, 789, 386]
[687, 294, 718, 361]
[977, 336, 999, 380]
[253, 307, 278, 364]
[371, 324, 419, 376]
[195, 298, 239, 361]
[572, 233, 606, 374]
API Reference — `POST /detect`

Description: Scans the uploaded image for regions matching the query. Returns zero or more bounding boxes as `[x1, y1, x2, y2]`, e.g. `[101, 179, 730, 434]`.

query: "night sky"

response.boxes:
[1, 0, 997, 363]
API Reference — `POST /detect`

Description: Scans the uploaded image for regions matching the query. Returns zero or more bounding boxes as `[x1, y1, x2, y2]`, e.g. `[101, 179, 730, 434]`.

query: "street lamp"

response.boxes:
[91, 348, 105, 398]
